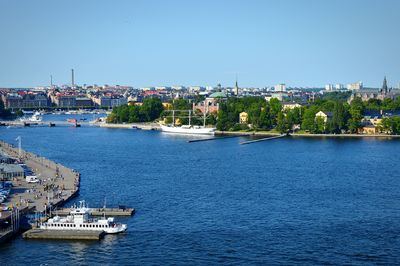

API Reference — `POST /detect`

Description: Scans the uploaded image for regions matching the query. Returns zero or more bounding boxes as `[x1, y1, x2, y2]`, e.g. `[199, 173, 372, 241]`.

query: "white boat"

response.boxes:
[19, 113, 42, 122]
[160, 124, 215, 135]
[40, 200, 127, 234]
[22, 110, 34, 115]
[160, 106, 216, 135]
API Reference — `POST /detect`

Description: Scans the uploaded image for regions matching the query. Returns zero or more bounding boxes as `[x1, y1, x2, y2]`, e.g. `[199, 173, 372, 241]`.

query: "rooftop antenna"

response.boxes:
[50, 75, 53, 89]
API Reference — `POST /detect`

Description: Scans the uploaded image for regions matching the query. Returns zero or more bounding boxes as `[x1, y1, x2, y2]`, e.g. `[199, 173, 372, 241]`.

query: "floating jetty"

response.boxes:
[23, 229, 105, 240]
[187, 135, 250, 143]
[240, 134, 287, 145]
[54, 207, 135, 216]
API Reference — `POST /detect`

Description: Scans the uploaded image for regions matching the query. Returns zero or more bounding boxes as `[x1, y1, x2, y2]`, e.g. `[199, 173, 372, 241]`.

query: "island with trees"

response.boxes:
[106, 92, 400, 135]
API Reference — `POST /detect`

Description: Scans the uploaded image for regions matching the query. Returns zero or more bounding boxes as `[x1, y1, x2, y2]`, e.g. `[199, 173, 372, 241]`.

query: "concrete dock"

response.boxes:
[0, 140, 80, 212]
[99, 122, 160, 130]
[23, 229, 105, 240]
[240, 134, 287, 145]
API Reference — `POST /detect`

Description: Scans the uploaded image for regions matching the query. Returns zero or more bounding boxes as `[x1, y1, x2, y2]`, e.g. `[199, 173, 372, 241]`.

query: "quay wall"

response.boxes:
[100, 122, 160, 130]
[0, 140, 80, 212]
[216, 131, 400, 138]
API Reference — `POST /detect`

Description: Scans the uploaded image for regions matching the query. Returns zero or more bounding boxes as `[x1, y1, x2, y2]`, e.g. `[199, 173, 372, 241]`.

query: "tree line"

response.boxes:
[105, 92, 400, 134]
[216, 94, 400, 134]
[106, 98, 164, 123]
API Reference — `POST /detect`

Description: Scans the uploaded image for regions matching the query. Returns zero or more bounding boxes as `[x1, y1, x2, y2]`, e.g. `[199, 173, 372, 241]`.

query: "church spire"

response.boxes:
[382, 76, 388, 94]
[234, 75, 239, 95]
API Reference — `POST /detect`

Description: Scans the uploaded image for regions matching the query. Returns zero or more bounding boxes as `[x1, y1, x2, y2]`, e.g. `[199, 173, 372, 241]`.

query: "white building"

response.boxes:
[141, 87, 155, 91]
[274, 84, 286, 92]
[171, 86, 185, 90]
[188, 86, 203, 93]
[325, 84, 334, 91]
[347, 81, 363, 91]
[335, 84, 344, 90]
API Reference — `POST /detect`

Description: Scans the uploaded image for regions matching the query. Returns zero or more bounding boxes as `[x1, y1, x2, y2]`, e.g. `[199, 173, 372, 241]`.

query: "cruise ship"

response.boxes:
[40, 201, 127, 234]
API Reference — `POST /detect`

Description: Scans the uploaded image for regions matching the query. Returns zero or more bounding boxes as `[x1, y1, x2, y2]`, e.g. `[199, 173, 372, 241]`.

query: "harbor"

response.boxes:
[0, 140, 80, 212]
[1, 116, 400, 264]
[0, 139, 132, 244]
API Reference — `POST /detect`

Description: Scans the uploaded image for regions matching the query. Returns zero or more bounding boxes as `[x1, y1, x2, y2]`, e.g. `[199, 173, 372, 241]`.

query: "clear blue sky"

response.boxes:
[0, 0, 399, 88]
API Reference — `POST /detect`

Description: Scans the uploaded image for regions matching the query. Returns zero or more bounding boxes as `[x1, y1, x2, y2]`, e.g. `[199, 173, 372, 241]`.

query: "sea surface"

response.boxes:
[1, 115, 400, 265]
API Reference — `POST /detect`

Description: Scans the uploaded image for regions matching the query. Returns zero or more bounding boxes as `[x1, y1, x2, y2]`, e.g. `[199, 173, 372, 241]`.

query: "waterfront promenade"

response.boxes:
[0, 140, 80, 212]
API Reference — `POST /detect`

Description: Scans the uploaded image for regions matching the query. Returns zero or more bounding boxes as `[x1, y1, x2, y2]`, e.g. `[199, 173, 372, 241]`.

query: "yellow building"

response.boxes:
[359, 125, 377, 134]
[315, 111, 332, 123]
[239, 112, 249, 124]
[162, 102, 172, 110]
[128, 101, 143, 106]
[282, 102, 303, 110]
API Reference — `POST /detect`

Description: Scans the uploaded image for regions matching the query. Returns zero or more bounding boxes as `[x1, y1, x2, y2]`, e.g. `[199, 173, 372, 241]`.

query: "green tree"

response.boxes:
[276, 112, 288, 133]
[269, 98, 282, 122]
[331, 101, 347, 133]
[348, 97, 364, 133]
[301, 106, 318, 132]
[140, 97, 164, 121]
[248, 103, 262, 129]
[172, 98, 191, 110]
[315, 117, 326, 133]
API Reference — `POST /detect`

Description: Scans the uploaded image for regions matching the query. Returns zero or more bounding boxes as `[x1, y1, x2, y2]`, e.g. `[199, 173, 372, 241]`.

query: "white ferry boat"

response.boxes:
[40, 201, 127, 234]
[19, 112, 42, 122]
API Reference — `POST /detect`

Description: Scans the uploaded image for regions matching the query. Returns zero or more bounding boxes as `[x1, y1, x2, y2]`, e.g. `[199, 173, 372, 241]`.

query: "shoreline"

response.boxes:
[0, 140, 80, 212]
[100, 123, 400, 138]
[0, 140, 80, 244]
[216, 131, 400, 138]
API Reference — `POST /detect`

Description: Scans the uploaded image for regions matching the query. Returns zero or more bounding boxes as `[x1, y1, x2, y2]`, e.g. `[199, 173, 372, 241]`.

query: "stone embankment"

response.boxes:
[0, 140, 80, 212]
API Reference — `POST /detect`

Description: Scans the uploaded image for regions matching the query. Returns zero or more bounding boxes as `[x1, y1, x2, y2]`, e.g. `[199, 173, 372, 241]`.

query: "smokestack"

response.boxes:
[71, 69, 75, 88]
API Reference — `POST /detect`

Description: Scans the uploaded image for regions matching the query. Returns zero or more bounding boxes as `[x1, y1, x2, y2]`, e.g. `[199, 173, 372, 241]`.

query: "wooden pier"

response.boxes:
[23, 229, 105, 240]
[54, 207, 135, 216]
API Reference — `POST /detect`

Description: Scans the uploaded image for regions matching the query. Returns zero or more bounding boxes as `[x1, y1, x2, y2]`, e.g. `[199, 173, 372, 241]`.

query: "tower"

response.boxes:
[71, 69, 75, 88]
[382, 76, 388, 94]
[234, 76, 239, 96]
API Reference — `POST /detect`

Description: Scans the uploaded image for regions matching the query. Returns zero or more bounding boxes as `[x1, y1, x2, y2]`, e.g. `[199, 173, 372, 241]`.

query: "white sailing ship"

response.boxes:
[40, 200, 127, 234]
[160, 108, 216, 135]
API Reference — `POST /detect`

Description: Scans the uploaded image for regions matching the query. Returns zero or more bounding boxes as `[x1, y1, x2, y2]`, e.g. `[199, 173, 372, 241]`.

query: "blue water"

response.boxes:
[1, 124, 400, 265]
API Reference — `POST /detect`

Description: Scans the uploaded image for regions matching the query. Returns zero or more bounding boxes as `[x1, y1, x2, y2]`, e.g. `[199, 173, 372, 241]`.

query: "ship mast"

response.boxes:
[203, 100, 207, 127]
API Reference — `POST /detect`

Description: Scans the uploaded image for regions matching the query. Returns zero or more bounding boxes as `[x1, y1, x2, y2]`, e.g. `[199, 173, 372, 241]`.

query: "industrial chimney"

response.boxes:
[71, 69, 75, 88]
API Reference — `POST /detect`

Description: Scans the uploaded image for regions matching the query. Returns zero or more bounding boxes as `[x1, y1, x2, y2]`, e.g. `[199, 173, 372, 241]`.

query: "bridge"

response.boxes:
[0, 120, 93, 127]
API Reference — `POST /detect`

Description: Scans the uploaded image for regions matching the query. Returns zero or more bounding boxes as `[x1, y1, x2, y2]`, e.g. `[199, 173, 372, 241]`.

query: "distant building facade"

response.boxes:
[349, 77, 400, 102]
[239, 112, 248, 124]
[192, 92, 227, 114]
[347, 81, 363, 91]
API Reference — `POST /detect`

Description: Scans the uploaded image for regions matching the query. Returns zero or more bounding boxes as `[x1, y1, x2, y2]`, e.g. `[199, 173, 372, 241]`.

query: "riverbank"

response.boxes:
[99, 122, 160, 130]
[216, 130, 400, 138]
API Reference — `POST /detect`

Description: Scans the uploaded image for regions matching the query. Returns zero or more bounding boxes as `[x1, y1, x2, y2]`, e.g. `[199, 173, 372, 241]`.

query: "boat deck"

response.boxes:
[54, 207, 135, 216]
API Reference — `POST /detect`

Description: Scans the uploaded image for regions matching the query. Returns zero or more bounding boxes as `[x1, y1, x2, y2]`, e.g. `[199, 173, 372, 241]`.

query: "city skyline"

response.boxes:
[0, 0, 399, 88]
